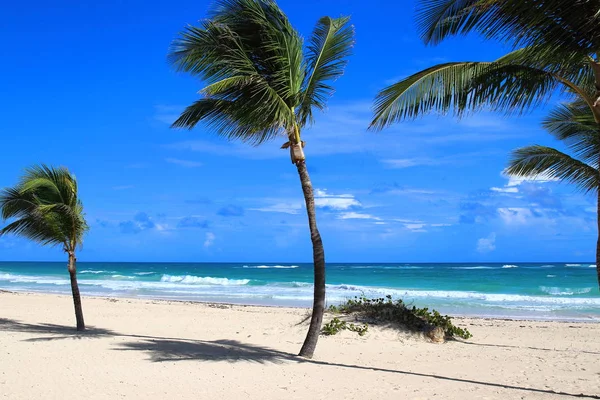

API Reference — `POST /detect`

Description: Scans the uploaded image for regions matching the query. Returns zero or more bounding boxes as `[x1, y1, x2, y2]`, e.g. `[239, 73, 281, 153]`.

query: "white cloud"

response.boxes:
[250, 202, 303, 215]
[382, 159, 434, 168]
[204, 232, 215, 248]
[498, 207, 533, 225]
[165, 158, 203, 168]
[314, 189, 361, 210]
[490, 170, 559, 194]
[338, 212, 381, 220]
[491, 186, 519, 193]
[477, 233, 496, 253]
[506, 173, 559, 187]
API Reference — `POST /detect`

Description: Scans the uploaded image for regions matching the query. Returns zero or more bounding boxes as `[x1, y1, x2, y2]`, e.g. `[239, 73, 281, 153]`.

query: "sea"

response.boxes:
[1, 261, 599, 321]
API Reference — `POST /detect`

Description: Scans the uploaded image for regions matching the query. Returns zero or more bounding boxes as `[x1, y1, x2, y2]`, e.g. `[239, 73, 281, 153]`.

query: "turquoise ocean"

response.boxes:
[1, 261, 599, 321]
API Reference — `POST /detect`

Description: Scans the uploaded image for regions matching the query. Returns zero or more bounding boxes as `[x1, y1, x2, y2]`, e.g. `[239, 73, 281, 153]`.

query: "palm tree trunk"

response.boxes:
[296, 160, 326, 359]
[67, 251, 85, 331]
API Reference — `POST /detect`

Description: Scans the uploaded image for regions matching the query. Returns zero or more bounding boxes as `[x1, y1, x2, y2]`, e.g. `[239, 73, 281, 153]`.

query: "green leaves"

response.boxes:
[370, 45, 595, 130]
[507, 145, 598, 193]
[416, 0, 600, 54]
[169, 0, 353, 143]
[370, 62, 491, 129]
[298, 16, 354, 126]
[0, 164, 88, 252]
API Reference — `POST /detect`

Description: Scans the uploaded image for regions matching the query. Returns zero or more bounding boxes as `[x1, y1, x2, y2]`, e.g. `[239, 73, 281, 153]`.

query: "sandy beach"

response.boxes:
[0, 291, 598, 399]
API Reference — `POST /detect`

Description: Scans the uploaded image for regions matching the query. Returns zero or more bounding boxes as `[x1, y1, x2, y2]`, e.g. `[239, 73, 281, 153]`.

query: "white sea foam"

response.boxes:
[111, 275, 135, 280]
[0, 272, 68, 285]
[80, 270, 116, 274]
[134, 272, 155, 276]
[502, 265, 519, 269]
[160, 274, 250, 285]
[565, 264, 582, 267]
[452, 266, 495, 270]
[589, 264, 597, 268]
[539, 286, 593, 296]
[242, 265, 299, 269]
[540, 265, 555, 268]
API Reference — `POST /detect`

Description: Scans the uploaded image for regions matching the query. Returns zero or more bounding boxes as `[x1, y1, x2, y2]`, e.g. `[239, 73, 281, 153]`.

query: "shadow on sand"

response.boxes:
[1, 317, 598, 399]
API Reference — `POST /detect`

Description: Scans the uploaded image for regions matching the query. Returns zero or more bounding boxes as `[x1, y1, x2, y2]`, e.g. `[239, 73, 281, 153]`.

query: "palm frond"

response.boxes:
[171, 98, 284, 145]
[297, 16, 354, 126]
[0, 164, 88, 251]
[507, 145, 598, 193]
[370, 62, 492, 129]
[543, 100, 599, 165]
[169, 0, 307, 141]
[416, 0, 600, 53]
[370, 45, 594, 130]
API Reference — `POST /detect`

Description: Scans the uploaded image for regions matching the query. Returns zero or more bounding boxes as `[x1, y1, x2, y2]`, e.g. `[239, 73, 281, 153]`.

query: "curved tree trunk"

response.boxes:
[68, 252, 85, 331]
[296, 160, 326, 359]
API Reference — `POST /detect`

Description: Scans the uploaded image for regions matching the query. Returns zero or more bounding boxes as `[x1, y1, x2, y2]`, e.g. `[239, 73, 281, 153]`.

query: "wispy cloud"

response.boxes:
[154, 105, 183, 125]
[314, 189, 361, 210]
[112, 185, 134, 191]
[381, 158, 441, 169]
[250, 202, 303, 215]
[338, 212, 381, 220]
[477, 233, 497, 253]
[165, 158, 203, 168]
[204, 232, 216, 248]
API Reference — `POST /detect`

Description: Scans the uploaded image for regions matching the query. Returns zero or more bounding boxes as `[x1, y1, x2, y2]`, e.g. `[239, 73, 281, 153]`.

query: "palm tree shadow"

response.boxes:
[2, 318, 598, 399]
[116, 338, 294, 364]
[0, 318, 115, 341]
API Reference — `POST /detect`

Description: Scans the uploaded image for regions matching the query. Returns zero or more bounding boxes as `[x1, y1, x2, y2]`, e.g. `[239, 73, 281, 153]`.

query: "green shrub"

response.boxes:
[325, 295, 472, 340]
[322, 317, 368, 337]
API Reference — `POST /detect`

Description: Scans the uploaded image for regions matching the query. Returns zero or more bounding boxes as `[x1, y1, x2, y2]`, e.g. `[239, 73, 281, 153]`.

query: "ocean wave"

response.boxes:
[590, 264, 597, 268]
[0, 272, 68, 285]
[546, 275, 556, 278]
[111, 275, 135, 280]
[80, 270, 116, 274]
[452, 266, 495, 270]
[242, 265, 299, 269]
[502, 265, 519, 269]
[539, 286, 593, 296]
[565, 264, 582, 267]
[540, 265, 555, 268]
[134, 272, 155, 276]
[160, 274, 250, 285]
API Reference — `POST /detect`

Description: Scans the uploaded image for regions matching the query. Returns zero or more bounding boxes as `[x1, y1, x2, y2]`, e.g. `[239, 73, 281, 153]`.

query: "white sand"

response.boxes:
[0, 291, 598, 399]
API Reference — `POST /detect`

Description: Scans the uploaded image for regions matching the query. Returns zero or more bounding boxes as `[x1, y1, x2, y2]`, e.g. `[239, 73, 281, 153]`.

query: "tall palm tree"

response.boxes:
[0, 165, 88, 330]
[168, 0, 354, 358]
[370, 0, 600, 288]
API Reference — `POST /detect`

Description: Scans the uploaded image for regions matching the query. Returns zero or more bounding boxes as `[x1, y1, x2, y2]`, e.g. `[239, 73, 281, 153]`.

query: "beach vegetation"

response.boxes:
[327, 295, 472, 340]
[322, 317, 368, 337]
[369, 0, 600, 289]
[0, 165, 88, 330]
[168, 0, 354, 358]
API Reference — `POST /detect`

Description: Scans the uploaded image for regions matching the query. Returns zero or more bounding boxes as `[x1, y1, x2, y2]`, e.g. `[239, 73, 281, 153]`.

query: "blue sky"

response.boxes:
[0, 0, 596, 262]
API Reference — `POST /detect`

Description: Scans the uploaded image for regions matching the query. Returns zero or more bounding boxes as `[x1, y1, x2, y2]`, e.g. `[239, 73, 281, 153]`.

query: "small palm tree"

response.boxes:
[0, 165, 88, 330]
[370, 0, 600, 288]
[168, 0, 354, 358]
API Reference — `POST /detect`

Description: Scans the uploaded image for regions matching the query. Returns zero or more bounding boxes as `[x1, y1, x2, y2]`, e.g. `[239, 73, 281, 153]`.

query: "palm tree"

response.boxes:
[0, 165, 89, 330]
[168, 0, 354, 358]
[370, 0, 600, 288]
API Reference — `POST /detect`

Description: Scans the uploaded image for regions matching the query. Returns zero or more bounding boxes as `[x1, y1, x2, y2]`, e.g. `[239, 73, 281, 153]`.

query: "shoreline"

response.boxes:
[3, 289, 600, 324]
